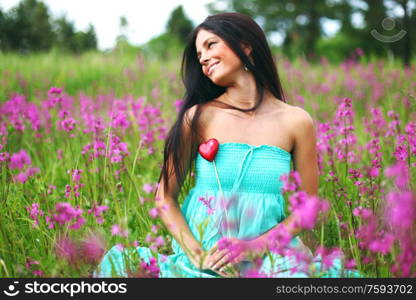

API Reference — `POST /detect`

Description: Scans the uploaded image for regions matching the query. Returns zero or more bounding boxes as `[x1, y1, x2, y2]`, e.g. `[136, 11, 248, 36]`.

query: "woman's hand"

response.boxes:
[186, 247, 213, 270]
[186, 246, 238, 277]
[204, 237, 250, 277]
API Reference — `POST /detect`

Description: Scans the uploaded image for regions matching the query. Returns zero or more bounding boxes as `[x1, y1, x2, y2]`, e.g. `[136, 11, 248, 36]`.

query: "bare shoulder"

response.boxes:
[184, 104, 198, 121]
[183, 103, 212, 141]
[185, 101, 213, 118]
[183, 104, 205, 127]
[284, 105, 317, 152]
[185, 101, 216, 127]
[285, 105, 315, 126]
[181, 105, 200, 140]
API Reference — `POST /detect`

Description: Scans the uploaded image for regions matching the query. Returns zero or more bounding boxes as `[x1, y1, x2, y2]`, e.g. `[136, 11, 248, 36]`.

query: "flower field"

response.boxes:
[0, 51, 415, 277]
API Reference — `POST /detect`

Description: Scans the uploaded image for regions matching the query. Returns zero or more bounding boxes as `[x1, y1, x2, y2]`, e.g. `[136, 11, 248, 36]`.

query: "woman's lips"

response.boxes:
[208, 62, 220, 75]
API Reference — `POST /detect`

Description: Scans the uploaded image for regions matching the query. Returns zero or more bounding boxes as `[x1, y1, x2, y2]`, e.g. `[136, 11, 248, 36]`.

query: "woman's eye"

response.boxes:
[197, 42, 216, 60]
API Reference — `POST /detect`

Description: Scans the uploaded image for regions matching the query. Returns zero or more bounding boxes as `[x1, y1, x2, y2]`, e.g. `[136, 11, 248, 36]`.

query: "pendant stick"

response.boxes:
[213, 159, 230, 237]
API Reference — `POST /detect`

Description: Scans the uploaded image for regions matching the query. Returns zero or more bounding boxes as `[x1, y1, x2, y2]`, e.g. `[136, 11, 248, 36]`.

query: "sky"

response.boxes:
[0, 0, 214, 50]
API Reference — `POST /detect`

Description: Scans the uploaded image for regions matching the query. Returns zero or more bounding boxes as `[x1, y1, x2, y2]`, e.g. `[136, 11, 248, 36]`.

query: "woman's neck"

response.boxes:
[222, 73, 258, 109]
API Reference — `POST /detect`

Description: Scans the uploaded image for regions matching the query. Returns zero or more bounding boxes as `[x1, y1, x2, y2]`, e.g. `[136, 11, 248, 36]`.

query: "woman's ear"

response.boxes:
[241, 42, 252, 57]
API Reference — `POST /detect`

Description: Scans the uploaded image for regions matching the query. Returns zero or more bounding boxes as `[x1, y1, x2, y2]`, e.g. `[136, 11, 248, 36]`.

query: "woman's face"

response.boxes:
[195, 29, 249, 86]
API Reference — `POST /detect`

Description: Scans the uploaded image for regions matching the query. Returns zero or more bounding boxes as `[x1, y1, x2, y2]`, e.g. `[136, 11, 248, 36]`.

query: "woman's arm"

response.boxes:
[154, 105, 208, 267]
[155, 188, 206, 264]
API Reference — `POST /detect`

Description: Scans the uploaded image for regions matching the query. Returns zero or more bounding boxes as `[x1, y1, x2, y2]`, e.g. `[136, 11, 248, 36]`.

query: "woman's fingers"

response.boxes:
[209, 243, 218, 253]
[213, 269, 227, 277]
[214, 253, 245, 274]
[208, 248, 229, 268]
[231, 252, 245, 264]
[211, 252, 232, 270]
[212, 265, 232, 277]
[198, 244, 221, 269]
[216, 263, 240, 277]
[206, 241, 245, 270]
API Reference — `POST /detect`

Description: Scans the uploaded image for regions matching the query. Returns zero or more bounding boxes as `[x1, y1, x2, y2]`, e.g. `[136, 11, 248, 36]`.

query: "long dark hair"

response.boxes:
[155, 12, 286, 204]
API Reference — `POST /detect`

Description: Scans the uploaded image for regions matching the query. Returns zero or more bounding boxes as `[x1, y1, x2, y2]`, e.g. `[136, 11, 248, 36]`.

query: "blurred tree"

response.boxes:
[53, 16, 97, 53]
[115, 16, 131, 54]
[76, 24, 98, 52]
[0, 7, 5, 49]
[390, 0, 414, 66]
[0, 0, 97, 54]
[332, 0, 355, 35]
[412, 3, 416, 60]
[207, 0, 344, 60]
[2, 0, 55, 52]
[0, 8, 18, 51]
[117, 15, 129, 43]
[357, 0, 390, 57]
[0, 8, 19, 51]
[360, 0, 415, 66]
[166, 5, 194, 44]
[142, 5, 193, 60]
[53, 15, 77, 53]
[120, 15, 128, 28]
[207, 0, 415, 64]
[144, 32, 182, 60]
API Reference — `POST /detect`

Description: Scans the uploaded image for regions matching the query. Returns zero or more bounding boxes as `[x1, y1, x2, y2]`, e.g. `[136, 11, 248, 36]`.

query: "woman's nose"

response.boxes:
[199, 54, 209, 65]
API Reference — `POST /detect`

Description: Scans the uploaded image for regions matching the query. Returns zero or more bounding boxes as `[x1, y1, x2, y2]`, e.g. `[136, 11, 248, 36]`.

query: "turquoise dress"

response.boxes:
[94, 142, 362, 278]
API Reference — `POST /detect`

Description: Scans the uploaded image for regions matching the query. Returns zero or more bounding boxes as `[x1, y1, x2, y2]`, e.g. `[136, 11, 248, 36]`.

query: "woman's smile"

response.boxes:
[207, 61, 220, 75]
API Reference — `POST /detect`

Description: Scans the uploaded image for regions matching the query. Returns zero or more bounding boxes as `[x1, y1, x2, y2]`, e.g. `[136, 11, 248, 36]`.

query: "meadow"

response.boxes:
[0, 49, 415, 277]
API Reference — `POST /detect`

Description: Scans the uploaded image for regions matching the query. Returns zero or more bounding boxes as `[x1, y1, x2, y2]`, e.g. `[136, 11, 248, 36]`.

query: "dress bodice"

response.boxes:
[193, 142, 292, 195]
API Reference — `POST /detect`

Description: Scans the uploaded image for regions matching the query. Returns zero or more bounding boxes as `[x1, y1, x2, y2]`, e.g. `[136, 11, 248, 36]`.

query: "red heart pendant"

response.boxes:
[198, 138, 219, 162]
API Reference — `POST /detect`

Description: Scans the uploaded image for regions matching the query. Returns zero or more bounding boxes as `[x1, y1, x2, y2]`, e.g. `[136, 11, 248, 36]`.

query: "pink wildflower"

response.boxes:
[87, 204, 109, 224]
[80, 233, 106, 264]
[9, 149, 31, 169]
[55, 236, 78, 264]
[111, 224, 128, 237]
[48, 87, 62, 95]
[61, 118, 76, 132]
[142, 183, 154, 194]
[149, 207, 158, 219]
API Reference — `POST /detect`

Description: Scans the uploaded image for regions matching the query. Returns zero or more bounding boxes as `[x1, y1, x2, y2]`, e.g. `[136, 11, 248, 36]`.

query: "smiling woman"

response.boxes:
[94, 12, 363, 278]
[196, 30, 251, 82]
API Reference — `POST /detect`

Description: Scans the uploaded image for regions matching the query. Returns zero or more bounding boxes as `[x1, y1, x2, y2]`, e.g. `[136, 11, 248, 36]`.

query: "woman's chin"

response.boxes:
[210, 75, 231, 87]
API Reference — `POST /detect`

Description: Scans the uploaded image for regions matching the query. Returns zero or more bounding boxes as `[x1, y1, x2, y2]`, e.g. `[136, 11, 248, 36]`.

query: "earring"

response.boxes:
[249, 56, 255, 66]
[244, 64, 249, 71]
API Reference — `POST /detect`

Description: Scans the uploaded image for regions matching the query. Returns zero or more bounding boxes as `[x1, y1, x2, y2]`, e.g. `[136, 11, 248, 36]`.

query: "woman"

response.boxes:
[94, 12, 359, 278]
